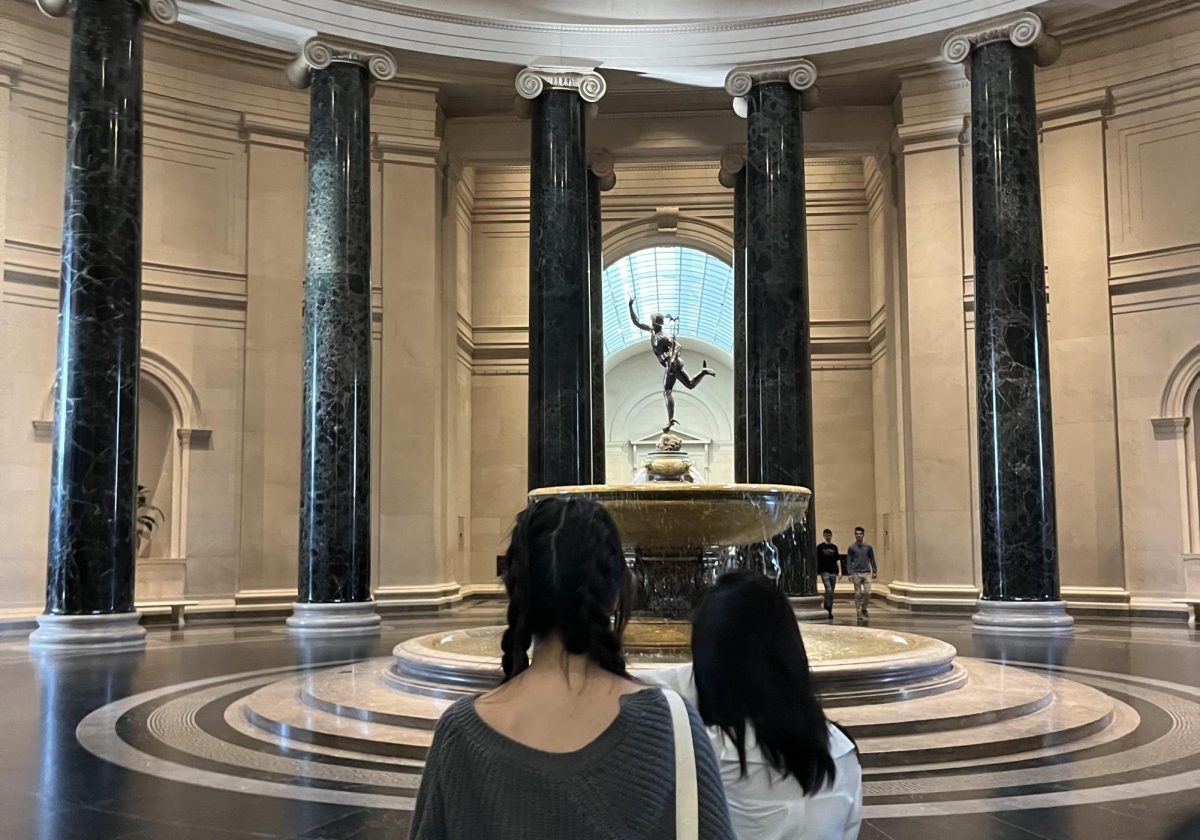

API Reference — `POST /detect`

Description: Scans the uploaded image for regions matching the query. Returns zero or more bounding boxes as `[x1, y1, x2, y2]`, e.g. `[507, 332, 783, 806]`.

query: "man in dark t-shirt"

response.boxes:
[817, 529, 841, 619]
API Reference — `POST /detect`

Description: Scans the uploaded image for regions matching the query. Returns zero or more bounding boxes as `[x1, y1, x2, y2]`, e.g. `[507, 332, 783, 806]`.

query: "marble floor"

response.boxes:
[2, 602, 1198, 840]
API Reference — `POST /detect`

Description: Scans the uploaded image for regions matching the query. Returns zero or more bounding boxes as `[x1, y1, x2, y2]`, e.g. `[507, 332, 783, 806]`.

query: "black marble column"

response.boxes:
[41, 0, 146, 625]
[586, 169, 606, 484]
[743, 81, 816, 597]
[970, 41, 1060, 604]
[527, 88, 592, 490]
[297, 62, 373, 607]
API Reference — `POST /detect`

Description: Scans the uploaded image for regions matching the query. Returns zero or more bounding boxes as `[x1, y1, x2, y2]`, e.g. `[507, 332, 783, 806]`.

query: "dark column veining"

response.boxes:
[297, 61, 374, 606]
[740, 78, 816, 597]
[970, 41, 1059, 602]
[942, 14, 1070, 631]
[42, 0, 146, 621]
[521, 71, 601, 490]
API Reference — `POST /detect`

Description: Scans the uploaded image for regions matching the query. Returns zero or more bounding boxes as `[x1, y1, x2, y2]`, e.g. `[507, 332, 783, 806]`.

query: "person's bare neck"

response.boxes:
[474, 634, 642, 752]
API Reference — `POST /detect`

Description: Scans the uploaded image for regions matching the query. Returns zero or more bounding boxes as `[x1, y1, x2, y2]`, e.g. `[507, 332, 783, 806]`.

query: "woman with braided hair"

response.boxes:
[410, 496, 734, 840]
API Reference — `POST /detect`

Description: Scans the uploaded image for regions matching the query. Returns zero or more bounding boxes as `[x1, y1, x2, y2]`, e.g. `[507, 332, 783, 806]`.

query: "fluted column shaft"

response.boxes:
[744, 82, 816, 596]
[527, 89, 592, 489]
[43, 0, 145, 619]
[970, 42, 1059, 602]
[298, 61, 373, 605]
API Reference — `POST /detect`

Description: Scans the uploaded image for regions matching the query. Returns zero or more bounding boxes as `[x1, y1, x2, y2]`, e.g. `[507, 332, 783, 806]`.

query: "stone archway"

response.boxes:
[33, 349, 209, 599]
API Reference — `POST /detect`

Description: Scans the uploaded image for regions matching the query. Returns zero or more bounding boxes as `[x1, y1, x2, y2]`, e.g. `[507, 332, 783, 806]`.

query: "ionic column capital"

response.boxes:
[515, 65, 607, 103]
[941, 12, 1061, 67]
[724, 60, 819, 116]
[37, 0, 179, 23]
[588, 149, 617, 191]
[286, 38, 398, 90]
[718, 146, 746, 188]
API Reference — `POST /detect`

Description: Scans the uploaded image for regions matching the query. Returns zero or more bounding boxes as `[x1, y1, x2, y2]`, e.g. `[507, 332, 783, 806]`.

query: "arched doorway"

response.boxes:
[601, 246, 735, 482]
[137, 376, 175, 560]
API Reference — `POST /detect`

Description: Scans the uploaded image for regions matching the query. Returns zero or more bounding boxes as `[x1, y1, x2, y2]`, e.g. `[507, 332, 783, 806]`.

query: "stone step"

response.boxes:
[855, 674, 1115, 767]
[830, 659, 1053, 736]
[244, 657, 1114, 771]
[242, 673, 433, 760]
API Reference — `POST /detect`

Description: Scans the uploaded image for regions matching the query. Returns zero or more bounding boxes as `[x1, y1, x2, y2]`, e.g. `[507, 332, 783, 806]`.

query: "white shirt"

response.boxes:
[642, 664, 862, 840]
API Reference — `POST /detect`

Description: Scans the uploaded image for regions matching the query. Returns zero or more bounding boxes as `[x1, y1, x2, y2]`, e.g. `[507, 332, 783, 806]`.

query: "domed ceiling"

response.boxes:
[177, 0, 1116, 88]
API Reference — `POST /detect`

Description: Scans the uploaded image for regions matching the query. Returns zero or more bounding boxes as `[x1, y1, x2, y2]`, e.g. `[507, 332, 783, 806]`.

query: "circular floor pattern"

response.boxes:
[76, 658, 1200, 819]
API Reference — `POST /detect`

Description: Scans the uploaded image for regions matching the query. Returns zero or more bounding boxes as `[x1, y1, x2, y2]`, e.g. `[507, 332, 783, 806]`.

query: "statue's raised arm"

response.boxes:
[628, 296, 652, 333]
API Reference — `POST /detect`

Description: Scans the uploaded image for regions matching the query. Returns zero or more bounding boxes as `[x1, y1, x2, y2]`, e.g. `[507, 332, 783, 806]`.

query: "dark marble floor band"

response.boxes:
[41, 0, 146, 620]
[970, 41, 1061, 604]
[298, 61, 374, 605]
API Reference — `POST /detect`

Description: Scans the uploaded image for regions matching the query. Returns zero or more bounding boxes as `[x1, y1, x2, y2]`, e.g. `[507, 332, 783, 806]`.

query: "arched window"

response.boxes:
[601, 246, 735, 482]
[602, 246, 734, 358]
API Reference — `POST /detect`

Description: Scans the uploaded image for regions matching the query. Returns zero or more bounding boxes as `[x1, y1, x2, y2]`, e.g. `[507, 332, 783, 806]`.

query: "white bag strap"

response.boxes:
[664, 688, 699, 840]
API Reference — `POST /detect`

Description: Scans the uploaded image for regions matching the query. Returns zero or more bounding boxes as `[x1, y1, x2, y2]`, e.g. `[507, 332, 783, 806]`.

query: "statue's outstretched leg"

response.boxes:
[677, 360, 716, 390]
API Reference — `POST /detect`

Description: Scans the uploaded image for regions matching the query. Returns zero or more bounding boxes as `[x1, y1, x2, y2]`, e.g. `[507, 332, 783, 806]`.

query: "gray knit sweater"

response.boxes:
[409, 688, 735, 840]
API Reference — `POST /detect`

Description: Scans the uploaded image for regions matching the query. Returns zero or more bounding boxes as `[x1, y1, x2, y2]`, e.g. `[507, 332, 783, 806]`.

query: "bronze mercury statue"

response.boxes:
[628, 295, 716, 433]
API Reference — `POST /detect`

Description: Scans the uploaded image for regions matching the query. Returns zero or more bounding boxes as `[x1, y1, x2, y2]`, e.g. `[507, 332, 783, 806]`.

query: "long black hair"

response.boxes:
[690, 569, 837, 794]
[499, 496, 632, 682]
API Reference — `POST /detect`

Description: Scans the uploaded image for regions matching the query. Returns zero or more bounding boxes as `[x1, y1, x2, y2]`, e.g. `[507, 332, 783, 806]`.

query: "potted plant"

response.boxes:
[137, 484, 165, 550]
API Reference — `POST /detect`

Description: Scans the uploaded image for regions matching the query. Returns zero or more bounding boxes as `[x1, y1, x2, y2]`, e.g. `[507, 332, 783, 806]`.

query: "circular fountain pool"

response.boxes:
[385, 622, 962, 705]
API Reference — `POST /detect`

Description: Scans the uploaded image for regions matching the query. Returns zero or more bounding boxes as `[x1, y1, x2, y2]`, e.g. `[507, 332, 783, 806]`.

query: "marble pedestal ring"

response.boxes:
[29, 612, 147, 653]
[972, 599, 1074, 635]
[286, 601, 383, 637]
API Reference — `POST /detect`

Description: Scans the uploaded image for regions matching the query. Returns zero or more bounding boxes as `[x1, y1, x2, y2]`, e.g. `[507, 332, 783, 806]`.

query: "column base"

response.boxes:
[286, 601, 382, 637]
[789, 595, 829, 622]
[29, 612, 147, 653]
[971, 599, 1074, 635]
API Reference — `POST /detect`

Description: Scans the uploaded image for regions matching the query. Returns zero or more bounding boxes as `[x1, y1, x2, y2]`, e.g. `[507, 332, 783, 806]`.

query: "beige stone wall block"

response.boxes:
[812, 369, 877, 558]
[239, 142, 305, 593]
[471, 227, 529, 328]
[808, 220, 870, 321]
[470, 373, 527, 580]
[377, 160, 446, 588]
[1113, 305, 1198, 596]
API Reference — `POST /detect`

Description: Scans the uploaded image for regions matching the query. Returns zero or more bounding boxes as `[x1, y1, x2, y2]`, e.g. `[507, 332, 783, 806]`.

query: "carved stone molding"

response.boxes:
[941, 12, 1061, 67]
[725, 59, 817, 95]
[1152, 416, 1190, 440]
[514, 65, 607, 103]
[718, 146, 746, 188]
[286, 38, 399, 90]
[588, 149, 616, 191]
[724, 60, 819, 115]
[36, 0, 179, 23]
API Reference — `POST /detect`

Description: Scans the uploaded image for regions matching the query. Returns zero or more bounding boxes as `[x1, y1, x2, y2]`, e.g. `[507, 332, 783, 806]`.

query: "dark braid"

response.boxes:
[500, 507, 534, 680]
[498, 497, 630, 682]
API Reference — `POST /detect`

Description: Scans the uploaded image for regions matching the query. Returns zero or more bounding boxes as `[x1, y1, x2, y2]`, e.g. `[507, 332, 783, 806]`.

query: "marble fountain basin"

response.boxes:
[387, 622, 962, 706]
[527, 483, 811, 553]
